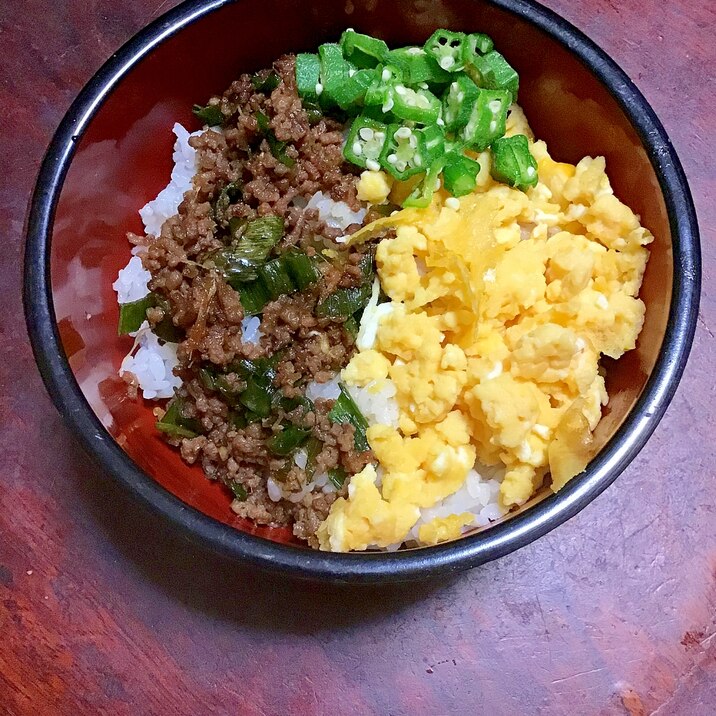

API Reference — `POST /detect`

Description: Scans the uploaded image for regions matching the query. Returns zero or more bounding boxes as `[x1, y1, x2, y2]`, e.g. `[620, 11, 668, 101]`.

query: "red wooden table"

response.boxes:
[1, 1, 714, 713]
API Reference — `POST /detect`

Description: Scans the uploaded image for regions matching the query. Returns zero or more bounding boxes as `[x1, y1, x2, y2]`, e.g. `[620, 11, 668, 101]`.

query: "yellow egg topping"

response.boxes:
[318, 118, 652, 552]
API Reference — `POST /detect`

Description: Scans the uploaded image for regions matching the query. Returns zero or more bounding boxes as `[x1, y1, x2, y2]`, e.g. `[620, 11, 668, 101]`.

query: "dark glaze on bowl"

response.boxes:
[24, 0, 700, 582]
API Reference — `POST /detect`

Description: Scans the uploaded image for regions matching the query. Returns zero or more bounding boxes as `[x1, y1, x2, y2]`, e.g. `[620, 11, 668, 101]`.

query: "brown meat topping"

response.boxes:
[134, 54, 382, 543]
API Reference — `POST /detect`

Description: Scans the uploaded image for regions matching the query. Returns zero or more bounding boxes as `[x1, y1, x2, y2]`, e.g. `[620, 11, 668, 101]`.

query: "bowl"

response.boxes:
[24, 0, 700, 583]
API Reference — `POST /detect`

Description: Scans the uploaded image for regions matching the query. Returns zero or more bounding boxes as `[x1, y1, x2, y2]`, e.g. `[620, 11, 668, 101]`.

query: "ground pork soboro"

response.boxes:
[137, 54, 378, 545]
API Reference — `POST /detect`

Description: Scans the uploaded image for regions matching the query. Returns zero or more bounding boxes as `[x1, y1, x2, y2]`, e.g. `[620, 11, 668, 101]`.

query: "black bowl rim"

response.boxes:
[23, 0, 701, 583]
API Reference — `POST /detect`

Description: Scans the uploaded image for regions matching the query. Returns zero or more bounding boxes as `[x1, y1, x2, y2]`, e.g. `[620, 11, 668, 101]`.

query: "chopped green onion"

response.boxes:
[328, 466, 348, 489]
[213, 181, 242, 222]
[255, 111, 295, 167]
[229, 481, 248, 500]
[316, 283, 372, 319]
[156, 398, 202, 438]
[258, 257, 295, 300]
[117, 294, 154, 335]
[210, 215, 285, 283]
[238, 280, 271, 315]
[239, 377, 273, 417]
[328, 384, 369, 452]
[251, 69, 280, 94]
[343, 315, 359, 340]
[192, 103, 224, 127]
[284, 250, 320, 291]
[304, 436, 323, 479]
[268, 425, 312, 456]
[490, 134, 539, 191]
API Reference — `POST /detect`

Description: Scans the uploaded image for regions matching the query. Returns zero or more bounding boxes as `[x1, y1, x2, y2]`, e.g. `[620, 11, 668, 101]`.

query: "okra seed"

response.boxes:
[387, 154, 398, 164]
[359, 127, 375, 141]
[445, 197, 460, 210]
[315, 83, 323, 96]
[382, 68, 391, 81]
[366, 159, 380, 171]
[352, 141, 363, 156]
[395, 85, 407, 96]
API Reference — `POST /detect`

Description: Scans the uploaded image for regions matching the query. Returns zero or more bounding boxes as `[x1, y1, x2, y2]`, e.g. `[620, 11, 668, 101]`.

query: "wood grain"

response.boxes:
[1, 1, 714, 713]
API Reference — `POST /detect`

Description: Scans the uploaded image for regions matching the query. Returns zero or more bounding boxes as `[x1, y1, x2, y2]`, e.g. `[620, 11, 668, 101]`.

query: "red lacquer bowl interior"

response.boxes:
[50, 0, 673, 549]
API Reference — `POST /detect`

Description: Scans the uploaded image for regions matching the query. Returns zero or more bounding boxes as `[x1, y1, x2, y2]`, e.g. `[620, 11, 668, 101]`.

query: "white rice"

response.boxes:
[112, 256, 151, 304]
[346, 380, 399, 429]
[306, 190, 366, 232]
[116, 122, 200, 401]
[139, 123, 204, 237]
[241, 316, 262, 345]
[119, 322, 182, 400]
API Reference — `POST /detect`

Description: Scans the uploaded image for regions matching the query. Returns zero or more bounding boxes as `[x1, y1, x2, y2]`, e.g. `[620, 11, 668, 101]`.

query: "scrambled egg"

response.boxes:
[318, 118, 652, 552]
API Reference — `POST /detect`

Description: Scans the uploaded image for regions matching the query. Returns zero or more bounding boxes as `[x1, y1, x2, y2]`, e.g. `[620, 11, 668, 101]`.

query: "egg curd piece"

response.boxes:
[318, 111, 652, 550]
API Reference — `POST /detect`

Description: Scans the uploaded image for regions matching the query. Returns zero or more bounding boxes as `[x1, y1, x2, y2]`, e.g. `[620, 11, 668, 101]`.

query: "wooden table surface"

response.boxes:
[2, 1, 714, 713]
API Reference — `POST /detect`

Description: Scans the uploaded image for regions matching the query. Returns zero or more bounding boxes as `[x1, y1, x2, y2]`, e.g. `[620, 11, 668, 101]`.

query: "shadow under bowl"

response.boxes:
[24, 0, 700, 583]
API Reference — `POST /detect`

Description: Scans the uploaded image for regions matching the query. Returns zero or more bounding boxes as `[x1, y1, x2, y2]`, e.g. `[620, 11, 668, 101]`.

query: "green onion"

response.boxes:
[316, 283, 372, 319]
[211, 215, 285, 283]
[255, 111, 296, 167]
[251, 69, 280, 94]
[229, 481, 248, 500]
[213, 181, 242, 222]
[117, 294, 154, 335]
[267, 425, 312, 455]
[343, 315, 359, 340]
[258, 257, 295, 300]
[192, 103, 224, 127]
[239, 377, 273, 418]
[284, 251, 320, 291]
[304, 436, 323, 479]
[155, 398, 202, 438]
[328, 466, 348, 489]
[328, 384, 369, 451]
[238, 280, 271, 315]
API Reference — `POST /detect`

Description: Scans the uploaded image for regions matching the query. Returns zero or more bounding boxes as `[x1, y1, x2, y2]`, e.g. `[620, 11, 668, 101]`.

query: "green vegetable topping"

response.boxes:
[296, 53, 322, 103]
[268, 425, 312, 456]
[442, 74, 479, 132]
[328, 466, 348, 489]
[156, 398, 202, 438]
[192, 103, 224, 127]
[490, 134, 539, 191]
[424, 29, 466, 73]
[385, 46, 452, 85]
[343, 116, 389, 171]
[229, 481, 248, 501]
[442, 152, 481, 197]
[466, 50, 519, 103]
[210, 215, 285, 284]
[379, 124, 427, 180]
[255, 111, 295, 167]
[328, 384, 370, 452]
[339, 29, 389, 69]
[251, 69, 281, 94]
[117, 294, 154, 335]
[460, 88, 511, 151]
